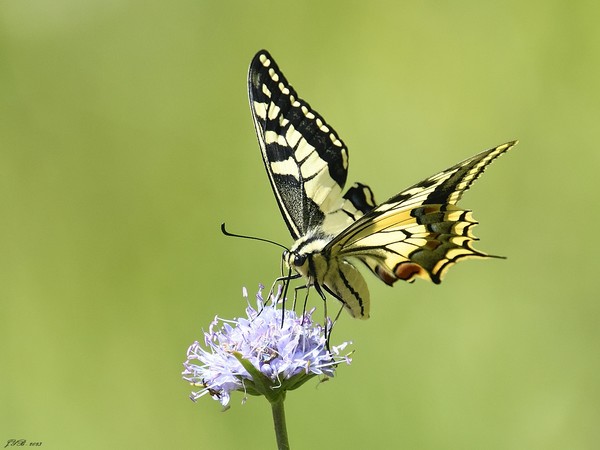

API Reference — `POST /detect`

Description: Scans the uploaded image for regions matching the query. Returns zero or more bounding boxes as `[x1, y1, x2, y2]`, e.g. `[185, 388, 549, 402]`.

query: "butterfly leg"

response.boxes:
[313, 282, 327, 317]
[266, 270, 299, 306]
[311, 282, 335, 350]
[331, 302, 344, 330]
[322, 302, 345, 353]
[291, 283, 312, 324]
[254, 271, 301, 324]
[266, 268, 299, 305]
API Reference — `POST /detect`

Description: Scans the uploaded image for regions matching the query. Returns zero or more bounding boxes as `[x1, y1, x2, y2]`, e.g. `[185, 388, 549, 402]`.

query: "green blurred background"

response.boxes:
[1, 1, 598, 449]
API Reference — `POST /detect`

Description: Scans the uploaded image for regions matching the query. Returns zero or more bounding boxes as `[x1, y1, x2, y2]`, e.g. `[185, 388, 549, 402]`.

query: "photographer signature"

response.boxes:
[4, 439, 42, 447]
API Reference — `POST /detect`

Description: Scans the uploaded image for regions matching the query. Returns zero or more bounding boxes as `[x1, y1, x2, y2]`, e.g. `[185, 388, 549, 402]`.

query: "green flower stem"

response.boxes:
[270, 395, 290, 450]
[232, 351, 291, 448]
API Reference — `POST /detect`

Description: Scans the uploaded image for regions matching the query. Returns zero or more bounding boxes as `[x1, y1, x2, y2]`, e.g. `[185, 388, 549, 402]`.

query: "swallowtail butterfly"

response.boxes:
[248, 49, 516, 319]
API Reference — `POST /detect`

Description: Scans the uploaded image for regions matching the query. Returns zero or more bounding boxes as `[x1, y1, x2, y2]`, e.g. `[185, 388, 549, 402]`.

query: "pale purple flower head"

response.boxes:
[182, 285, 352, 407]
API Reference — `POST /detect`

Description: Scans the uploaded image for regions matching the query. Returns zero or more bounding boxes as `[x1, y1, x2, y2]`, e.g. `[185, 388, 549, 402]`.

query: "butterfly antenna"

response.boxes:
[221, 223, 289, 251]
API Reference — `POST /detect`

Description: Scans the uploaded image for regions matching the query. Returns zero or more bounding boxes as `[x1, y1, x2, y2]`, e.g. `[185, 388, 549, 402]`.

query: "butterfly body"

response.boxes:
[248, 50, 517, 319]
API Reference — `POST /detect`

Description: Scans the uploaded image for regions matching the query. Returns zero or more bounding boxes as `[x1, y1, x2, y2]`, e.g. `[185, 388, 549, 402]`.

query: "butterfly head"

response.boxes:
[283, 231, 332, 280]
[283, 249, 310, 277]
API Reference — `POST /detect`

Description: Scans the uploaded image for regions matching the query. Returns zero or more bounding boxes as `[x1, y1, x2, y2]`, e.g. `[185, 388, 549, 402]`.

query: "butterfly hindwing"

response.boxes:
[326, 141, 517, 290]
[248, 50, 350, 239]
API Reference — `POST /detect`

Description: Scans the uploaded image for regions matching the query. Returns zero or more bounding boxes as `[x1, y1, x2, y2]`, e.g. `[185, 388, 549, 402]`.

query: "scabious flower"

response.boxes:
[182, 285, 352, 408]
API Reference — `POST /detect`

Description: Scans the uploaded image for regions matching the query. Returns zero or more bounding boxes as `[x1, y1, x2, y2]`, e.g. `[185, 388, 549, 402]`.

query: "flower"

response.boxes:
[182, 285, 352, 408]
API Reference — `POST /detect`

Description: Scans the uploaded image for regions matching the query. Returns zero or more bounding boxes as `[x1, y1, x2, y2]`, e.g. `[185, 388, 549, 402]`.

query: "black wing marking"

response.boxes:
[343, 182, 377, 217]
[248, 50, 349, 239]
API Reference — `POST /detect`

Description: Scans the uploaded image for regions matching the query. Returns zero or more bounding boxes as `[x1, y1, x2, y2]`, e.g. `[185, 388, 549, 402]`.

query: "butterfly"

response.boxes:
[247, 49, 516, 319]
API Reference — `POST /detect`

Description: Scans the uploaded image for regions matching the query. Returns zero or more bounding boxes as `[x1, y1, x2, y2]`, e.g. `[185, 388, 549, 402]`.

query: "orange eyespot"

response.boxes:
[394, 263, 425, 282]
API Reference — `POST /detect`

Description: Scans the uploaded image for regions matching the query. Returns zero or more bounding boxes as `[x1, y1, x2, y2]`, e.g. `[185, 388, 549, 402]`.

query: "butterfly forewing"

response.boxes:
[386, 141, 516, 208]
[248, 50, 351, 239]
